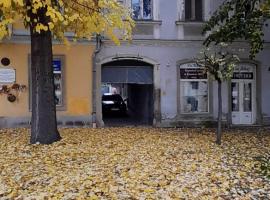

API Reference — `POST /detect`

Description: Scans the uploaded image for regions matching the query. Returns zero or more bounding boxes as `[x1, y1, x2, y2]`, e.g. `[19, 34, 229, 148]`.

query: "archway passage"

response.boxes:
[101, 60, 154, 127]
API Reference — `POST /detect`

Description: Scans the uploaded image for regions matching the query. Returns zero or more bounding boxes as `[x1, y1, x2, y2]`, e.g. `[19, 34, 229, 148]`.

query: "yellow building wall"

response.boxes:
[12, 19, 26, 31]
[0, 43, 94, 118]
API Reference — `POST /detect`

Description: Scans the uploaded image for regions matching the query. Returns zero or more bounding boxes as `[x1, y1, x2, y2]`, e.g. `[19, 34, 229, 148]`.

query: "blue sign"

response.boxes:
[53, 60, 61, 72]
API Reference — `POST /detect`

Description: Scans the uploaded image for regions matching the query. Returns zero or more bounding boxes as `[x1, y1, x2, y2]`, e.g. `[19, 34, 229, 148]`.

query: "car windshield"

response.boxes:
[102, 94, 123, 101]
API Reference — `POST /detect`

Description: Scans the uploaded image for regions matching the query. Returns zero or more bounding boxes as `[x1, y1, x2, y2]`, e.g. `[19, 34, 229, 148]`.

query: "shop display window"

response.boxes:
[53, 59, 63, 106]
[28, 56, 65, 110]
[179, 63, 208, 114]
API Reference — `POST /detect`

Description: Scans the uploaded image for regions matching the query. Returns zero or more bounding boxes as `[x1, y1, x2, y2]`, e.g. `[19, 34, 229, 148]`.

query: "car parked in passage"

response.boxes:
[102, 93, 127, 116]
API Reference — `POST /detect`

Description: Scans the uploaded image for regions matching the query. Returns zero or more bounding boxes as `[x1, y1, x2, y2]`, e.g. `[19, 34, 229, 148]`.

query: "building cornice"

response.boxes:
[102, 39, 270, 49]
[0, 35, 95, 45]
[1, 35, 270, 50]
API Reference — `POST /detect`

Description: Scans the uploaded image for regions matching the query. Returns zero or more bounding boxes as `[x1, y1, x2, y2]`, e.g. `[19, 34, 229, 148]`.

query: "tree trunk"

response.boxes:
[216, 80, 222, 145]
[30, 27, 61, 144]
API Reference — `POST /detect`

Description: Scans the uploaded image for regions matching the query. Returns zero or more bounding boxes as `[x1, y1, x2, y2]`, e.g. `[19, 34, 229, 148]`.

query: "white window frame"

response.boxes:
[131, 0, 153, 20]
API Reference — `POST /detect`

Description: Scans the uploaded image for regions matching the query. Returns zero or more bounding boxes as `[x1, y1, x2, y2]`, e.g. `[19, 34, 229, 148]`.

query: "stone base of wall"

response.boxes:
[0, 116, 31, 128]
[262, 116, 270, 126]
[57, 116, 92, 127]
[0, 115, 93, 128]
[159, 119, 229, 128]
[160, 119, 269, 128]
[2, 115, 267, 128]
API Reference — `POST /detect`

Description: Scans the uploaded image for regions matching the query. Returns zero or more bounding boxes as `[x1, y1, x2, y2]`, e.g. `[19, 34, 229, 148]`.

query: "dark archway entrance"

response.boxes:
[101, 59, 154, 126]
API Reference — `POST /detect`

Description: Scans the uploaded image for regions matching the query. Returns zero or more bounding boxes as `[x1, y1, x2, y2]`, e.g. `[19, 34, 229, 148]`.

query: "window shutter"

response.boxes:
[195, 0, 203, 21]
[185, 0, 192, 20]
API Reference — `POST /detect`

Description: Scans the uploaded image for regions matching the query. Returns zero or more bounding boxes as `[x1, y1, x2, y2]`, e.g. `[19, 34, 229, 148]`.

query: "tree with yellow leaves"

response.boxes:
[0, 0, 134, 144]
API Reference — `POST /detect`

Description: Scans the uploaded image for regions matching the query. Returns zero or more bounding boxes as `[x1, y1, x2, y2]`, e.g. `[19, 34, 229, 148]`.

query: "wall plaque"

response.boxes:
[0, 68, 16, 83]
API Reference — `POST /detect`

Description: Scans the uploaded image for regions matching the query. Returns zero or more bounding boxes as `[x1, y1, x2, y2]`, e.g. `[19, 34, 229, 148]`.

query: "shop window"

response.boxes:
[132, 0, 152, 20]
[185, 0, 203, 21]
[29, 56, 65, 110]
[179, 63, 208, 113]
[53, 59, 63, 106]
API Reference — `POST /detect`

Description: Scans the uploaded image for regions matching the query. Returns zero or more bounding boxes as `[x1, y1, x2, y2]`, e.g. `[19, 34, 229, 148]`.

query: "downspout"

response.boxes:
[92, 34, 102, 128]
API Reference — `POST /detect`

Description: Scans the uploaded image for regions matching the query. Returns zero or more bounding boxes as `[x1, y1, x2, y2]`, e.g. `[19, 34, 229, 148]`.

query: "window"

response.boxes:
[29, 56, 65, 110]
[132, 0, 152, 20]
[231, 82, 239, 112]
[185, 0, 203, 21]
[53, 59, 63, 106]
[179, 63, 208, 113]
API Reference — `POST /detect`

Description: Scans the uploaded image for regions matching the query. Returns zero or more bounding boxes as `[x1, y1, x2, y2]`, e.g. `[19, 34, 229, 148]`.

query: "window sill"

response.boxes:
[135, 20, 162, 25]
[175, 21, 205, 26]
[176, 113, 213, 120]
[179, 112, 210, 116]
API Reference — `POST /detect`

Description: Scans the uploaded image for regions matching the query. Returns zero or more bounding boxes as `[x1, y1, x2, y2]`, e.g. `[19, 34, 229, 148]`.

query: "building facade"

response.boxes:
[95, 0, 270, 127]
[1, 0, 270, 128]
[0, 21, 95, 127]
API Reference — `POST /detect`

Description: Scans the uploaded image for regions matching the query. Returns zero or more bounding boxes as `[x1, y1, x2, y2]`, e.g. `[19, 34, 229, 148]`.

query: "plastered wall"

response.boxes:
[0, 43, 94, 119]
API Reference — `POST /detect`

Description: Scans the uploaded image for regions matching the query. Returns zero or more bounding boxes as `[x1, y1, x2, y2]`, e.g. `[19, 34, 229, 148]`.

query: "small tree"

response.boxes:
[197, 44, 239, 145]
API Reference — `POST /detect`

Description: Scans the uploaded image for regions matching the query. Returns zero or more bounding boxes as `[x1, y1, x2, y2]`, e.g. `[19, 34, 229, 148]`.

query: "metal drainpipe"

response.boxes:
[92, 34, 102, 128]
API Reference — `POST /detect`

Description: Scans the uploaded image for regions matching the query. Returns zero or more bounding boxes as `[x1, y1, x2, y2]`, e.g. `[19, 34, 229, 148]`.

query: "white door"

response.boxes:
[231, 81, 254, 125]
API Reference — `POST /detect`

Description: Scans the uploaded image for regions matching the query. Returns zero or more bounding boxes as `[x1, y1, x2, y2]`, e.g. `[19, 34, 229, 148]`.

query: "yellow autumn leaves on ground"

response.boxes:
[0, 127, 270, 199]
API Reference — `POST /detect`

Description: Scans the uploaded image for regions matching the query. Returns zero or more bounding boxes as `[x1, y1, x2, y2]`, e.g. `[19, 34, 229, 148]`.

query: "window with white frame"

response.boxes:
[185, 0, 203, 21]
[179, 63, 208, 113]
[132, 0, 152, 20]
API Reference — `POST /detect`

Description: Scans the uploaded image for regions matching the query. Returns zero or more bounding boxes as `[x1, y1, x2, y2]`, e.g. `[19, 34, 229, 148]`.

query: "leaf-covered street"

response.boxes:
[0, 128, 270, 199]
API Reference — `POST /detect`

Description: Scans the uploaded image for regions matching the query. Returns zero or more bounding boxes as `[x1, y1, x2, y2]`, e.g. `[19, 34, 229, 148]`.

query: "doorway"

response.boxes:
[101, 60, 154, 126]
[231, 63, 256, 125]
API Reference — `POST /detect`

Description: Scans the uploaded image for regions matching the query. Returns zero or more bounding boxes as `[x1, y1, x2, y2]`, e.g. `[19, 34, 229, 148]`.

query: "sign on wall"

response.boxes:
[53, 60, 61, 73]
[232, 72, 253, 80]
[233, 63, 255, 80]
[180, 68, 207, 79]
[0, 68, 16, 83]
[179, 63, 207, 79]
